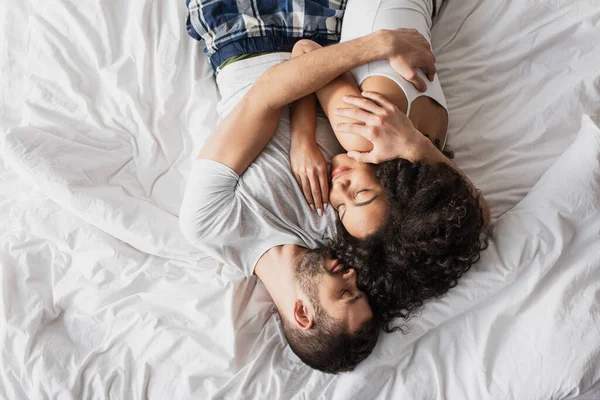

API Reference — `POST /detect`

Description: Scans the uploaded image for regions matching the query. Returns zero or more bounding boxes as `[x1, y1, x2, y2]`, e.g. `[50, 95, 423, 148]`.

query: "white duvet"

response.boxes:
[1, 0, 600, 399]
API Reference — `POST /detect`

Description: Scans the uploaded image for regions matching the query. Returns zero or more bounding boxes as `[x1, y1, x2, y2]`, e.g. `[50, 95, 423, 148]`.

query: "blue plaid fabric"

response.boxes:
[186, 0, 347, 70]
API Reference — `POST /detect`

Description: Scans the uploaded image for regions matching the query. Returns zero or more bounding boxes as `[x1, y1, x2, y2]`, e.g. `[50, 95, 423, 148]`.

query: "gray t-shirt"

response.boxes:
[180, 53, 343, 276]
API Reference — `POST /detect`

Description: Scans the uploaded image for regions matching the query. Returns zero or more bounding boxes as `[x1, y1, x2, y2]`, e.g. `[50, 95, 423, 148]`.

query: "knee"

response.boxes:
[291, 39, 322, 58]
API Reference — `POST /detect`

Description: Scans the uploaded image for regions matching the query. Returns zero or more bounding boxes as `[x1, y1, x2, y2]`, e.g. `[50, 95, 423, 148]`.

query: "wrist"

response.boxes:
[291, 131, 317, 147]
[403, 132, 437, 162]
[369, 30, 393, 59]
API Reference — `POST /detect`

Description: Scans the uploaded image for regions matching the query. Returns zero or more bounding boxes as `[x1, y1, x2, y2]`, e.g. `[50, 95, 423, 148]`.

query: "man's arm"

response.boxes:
[198, 29, 436, 176]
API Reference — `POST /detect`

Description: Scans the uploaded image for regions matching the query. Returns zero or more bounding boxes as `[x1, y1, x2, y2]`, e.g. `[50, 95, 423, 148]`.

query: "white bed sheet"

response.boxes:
[1, 0, 600, 399]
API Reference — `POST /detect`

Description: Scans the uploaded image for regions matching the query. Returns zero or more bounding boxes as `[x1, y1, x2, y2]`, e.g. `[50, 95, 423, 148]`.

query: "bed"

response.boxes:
[1, 0, 599, 399]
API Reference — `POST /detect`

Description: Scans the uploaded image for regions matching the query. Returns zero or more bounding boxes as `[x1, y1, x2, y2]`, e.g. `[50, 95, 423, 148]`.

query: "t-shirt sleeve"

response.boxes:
[180, 158, 239, 239]
[179, 158, 295, 277]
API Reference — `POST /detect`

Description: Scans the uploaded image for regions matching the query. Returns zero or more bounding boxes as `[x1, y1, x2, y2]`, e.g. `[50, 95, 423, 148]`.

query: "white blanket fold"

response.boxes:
[2, 0, 600, 398]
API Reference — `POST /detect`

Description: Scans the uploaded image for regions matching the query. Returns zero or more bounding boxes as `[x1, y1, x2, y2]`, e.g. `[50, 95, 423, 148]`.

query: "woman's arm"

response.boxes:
[315, 72, 374, 152]
[289, 40, 372, 152]
[198, 29, 436, 176]
[336, 92, 491, 227]
[289, 40, 319, 148]
[289, 40, 328, 214]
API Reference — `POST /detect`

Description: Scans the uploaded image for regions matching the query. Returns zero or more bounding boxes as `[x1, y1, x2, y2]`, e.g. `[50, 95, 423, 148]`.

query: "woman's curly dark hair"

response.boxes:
[331, 152, 488, 333]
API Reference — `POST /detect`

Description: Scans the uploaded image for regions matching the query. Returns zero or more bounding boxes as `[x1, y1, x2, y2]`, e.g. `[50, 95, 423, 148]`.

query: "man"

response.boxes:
[180, 1, 437, 373]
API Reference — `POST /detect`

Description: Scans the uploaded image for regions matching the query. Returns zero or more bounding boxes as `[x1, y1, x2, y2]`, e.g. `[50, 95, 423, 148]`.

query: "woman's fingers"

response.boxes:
[334, 107, 381, 124]
[335, 122, 376, 140]
[299, 174, 315, 212]
[318, 168, 329, 212]
[347, 150, 378, 164]
[341, 95, 385, 115]
[309, 170, 324, 216]
[296, 169, 328, 216]
[360, 92, 397, 112]
[293, 172, 312, 210]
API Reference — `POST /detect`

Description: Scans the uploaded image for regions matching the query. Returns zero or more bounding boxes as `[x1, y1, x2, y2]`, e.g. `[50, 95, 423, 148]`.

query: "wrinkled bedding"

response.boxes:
[1, 0, 600, 399]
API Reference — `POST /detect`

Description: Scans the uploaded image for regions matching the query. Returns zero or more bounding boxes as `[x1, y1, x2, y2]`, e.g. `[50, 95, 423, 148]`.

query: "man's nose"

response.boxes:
[343, 268, 355, 279]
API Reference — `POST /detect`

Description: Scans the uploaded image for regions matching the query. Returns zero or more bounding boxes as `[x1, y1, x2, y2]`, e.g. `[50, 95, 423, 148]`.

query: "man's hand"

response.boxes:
[290, 139, 329, 216]
[334, 91, 431, 163]
[383, 28, 436, 92]
[198, 29, 436, 176]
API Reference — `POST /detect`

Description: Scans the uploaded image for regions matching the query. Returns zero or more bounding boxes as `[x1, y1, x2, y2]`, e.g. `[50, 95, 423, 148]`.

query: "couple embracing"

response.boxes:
[180, 0, 490, 374]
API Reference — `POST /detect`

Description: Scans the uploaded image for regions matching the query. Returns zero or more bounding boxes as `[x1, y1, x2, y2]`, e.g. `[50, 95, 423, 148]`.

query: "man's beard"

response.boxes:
[294, 249, 328, 304]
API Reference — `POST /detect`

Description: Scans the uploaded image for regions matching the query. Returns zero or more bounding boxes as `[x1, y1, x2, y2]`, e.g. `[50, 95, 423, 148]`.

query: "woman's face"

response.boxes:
[329, 154, 388, 238]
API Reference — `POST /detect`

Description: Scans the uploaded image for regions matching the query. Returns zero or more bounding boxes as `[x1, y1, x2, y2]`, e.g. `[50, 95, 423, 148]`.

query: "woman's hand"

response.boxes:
[383, 28, 436, 92]
[334, 91, 432, 163]
[290, 138, 329, 216]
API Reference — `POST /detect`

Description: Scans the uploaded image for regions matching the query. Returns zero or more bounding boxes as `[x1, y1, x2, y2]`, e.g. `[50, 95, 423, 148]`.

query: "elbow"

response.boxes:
[179, 203, 206, 247]
[179, 212, 197, 246]
[291, 39, 322, 58]
[336, 132, 374, 153]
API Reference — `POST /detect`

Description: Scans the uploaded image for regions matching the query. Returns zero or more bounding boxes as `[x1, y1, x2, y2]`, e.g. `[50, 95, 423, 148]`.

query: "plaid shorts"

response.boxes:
[186, 0, 347, 70]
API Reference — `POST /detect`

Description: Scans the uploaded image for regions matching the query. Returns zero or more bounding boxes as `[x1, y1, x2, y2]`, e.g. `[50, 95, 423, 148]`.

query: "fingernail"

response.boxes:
[309, 204, 315, 212]
[323, 203, 328, 211]
[334, 108, 340, 114]
[317, 208, 323, 217]
[343, 96, 349, 100]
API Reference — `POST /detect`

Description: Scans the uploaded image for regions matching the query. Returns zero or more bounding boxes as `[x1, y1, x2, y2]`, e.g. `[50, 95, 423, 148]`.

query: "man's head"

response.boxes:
[279, 248, 379, 374]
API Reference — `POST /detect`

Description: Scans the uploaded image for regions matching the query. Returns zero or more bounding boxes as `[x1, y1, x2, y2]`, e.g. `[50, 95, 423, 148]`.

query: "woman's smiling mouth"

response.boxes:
[331, 166, 350, 181]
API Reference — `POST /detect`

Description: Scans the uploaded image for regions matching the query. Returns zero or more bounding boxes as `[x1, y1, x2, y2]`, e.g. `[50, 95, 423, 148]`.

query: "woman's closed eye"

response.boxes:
[354, 189, 369, 199]
[336, 203, 346, 220]
[354, 189, 380, 207]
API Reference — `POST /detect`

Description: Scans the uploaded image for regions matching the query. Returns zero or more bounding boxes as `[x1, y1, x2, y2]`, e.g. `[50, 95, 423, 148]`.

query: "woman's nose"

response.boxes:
[333, 175, 351, 189]
[339, 177, 351, 189]
[332, 180, 351, 201]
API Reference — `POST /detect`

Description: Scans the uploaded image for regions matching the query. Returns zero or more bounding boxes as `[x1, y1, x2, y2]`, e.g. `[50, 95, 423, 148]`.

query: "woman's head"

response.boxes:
[329, 156, 488, 331]
[329, 154, 388, 238]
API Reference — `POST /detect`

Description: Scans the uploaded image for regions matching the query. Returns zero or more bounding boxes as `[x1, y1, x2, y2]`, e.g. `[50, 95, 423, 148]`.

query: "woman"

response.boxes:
[288, 0, 490, 330]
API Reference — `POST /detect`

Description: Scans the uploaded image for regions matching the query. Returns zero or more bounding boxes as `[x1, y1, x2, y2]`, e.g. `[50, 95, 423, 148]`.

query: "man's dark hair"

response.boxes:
[280, 308, 379, 374]
[279, 249, 380, 373]
[331, 156, 488, 332]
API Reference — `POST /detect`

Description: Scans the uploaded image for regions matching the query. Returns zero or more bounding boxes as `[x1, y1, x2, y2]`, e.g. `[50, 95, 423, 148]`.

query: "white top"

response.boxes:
[341, 0, 449, 148]
[180, 53, 343, 276]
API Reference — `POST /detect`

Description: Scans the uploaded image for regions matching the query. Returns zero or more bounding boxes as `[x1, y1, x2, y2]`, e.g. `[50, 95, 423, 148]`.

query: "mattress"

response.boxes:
[1, 0, 600, 399]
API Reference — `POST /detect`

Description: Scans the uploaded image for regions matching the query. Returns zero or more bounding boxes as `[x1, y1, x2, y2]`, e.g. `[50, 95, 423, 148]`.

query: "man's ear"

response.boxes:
[293, 299, 314, 330]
